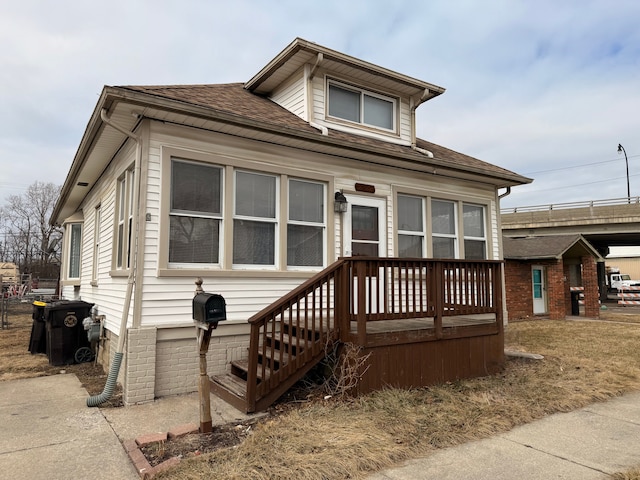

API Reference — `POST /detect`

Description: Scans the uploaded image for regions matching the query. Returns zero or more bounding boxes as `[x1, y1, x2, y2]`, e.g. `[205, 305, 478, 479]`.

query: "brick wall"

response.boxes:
[504, 261, 534, 320]
[582, 256, 600, 318]
[124, 327, 157, 404]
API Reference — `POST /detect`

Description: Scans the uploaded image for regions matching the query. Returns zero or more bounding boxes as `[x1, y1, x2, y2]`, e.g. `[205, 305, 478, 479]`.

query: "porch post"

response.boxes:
[356, 260, 367, 345]
[434, 261, 443, 339]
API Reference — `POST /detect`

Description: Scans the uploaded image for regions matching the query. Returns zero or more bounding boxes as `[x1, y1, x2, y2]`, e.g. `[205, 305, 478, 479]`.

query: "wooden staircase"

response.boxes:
[209, 257, 504, 413]
[210, 260, 346, 413]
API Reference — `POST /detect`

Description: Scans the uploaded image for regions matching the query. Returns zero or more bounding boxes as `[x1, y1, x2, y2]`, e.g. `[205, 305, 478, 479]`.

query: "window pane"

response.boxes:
[116, 224, 124, 268]
[69, 223, 82, 278]
[169, 216, 219, 263]
[287, 225, 323, 266]
[432, 237, 455, 259]
[432, 200, 455, 235]
[233, 220, 275, 265]
[236, 172, 276, 218]
[328, 84, 360, 123]
[464, 240, 486, 260]
[171, 161, 221, 214]
[463, 204, 484, 238]
[398, 195, 422, 232]
[399, 235, 423, 258]
[289, 180, 323, 223]
[352, 205, 378, 241]
[364, 94, 393, 129]
[352, 242, 379, 256]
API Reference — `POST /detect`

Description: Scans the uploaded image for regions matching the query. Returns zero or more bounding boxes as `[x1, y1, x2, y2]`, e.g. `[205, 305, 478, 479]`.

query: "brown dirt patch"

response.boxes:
[0, 301, 122, 407]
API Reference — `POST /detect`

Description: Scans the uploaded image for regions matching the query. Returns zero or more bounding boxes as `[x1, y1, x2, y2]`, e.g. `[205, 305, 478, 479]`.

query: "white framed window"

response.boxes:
[233, 171, 278, 267]
[463, 203, 486, 260]
[327, 80, 396, 131]
[115, 168, 135, 270]
[68, 223, 82, 280]
[431, 199, 458, 259]
[287, 179, 326, 267]
[169, 159, 223, 265]
[397, 194, 425, 257]
[92, 205, 100, 282]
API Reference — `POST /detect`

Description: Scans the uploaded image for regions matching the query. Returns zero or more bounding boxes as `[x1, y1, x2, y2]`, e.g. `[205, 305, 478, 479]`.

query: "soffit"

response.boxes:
[245, 38, 445, 99]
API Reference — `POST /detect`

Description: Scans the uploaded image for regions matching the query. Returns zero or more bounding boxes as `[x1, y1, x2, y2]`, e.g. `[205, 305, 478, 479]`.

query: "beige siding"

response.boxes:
[606, 257, 640, 279]
[270, 70, 306, 120]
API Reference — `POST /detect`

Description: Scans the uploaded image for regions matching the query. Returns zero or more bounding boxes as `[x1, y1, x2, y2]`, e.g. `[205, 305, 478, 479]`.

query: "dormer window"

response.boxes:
[327, 80, 396, 131]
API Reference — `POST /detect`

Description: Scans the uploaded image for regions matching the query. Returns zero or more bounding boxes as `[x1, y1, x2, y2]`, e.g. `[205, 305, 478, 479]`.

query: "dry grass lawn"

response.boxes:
[154, 309, 640, 479]
[3, 301, 640, 479]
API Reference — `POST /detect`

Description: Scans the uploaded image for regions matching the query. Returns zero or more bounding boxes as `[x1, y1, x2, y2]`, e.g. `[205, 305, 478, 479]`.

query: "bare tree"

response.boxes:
[0, 182, 62, 279]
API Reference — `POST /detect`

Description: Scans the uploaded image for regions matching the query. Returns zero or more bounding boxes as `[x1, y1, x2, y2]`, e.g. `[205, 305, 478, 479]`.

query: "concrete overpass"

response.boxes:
[501, 197, 640, 258]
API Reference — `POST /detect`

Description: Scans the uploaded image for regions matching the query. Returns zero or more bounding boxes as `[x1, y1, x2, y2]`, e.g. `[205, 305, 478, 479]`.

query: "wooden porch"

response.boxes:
[210, 258, 504, 413]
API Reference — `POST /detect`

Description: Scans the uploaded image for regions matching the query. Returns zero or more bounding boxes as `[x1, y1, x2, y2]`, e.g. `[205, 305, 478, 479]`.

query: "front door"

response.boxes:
[532, 266, 547, 314]
[343, 195, 386, 257]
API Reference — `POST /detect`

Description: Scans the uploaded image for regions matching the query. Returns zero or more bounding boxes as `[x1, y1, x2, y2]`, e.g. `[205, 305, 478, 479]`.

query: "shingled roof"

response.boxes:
[503, 234, 602, 260]
[119, 83, 530, 185]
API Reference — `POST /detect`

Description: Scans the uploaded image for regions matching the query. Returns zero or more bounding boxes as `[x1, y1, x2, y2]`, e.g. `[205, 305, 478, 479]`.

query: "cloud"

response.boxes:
[0, 0, 639, 211]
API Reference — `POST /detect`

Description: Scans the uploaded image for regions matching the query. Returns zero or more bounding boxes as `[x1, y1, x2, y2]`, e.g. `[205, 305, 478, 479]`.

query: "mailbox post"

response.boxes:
[192, 278, 226, 433]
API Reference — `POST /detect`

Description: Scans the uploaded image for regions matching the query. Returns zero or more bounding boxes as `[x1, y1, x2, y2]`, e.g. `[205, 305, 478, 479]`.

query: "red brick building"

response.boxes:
[503, 235, 602, 321]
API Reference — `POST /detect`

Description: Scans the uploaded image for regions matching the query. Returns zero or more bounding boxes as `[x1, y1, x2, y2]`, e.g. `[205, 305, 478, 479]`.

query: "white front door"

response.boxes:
[343, 195, 386, 257]
[532, 266, 547, 314]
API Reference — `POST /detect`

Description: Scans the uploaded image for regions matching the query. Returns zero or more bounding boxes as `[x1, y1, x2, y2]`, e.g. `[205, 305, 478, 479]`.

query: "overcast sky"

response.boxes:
[1, 0, 639, 210]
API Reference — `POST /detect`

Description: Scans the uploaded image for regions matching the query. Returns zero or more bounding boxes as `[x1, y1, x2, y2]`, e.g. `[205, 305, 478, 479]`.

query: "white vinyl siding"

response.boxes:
[270, 72, 306, 119]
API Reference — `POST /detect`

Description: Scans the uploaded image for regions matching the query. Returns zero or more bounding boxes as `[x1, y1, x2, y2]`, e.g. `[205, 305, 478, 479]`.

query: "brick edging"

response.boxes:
[122, 423, 199, 478]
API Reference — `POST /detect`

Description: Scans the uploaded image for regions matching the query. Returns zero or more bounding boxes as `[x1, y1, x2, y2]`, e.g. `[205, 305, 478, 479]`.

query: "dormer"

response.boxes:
[245, 38, 445, 148]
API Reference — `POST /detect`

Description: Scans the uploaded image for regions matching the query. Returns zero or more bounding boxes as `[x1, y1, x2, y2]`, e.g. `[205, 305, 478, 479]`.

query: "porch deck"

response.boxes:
[211, 258, 505, 412]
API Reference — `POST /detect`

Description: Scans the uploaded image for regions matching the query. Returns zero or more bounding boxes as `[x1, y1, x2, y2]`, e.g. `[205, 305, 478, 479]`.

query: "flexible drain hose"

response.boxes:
[87, 352, 123, 407]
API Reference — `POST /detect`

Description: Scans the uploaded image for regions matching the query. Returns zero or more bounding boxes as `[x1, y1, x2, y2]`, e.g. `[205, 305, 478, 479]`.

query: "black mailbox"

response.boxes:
[193, 293, 226, 324]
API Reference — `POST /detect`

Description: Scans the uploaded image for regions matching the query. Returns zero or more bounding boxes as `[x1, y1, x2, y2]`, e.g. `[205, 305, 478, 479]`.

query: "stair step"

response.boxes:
[259, 347, 292, 367]
[231, 359, 271, 381]
[265, 333, 307, 355]
[211, 373, 247, 399]
[282, 323, 321, 341]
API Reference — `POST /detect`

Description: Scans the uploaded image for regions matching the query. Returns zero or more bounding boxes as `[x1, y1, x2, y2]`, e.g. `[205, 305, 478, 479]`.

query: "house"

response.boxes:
[503, 234, 602, 320]
[51, 38, 530, 411]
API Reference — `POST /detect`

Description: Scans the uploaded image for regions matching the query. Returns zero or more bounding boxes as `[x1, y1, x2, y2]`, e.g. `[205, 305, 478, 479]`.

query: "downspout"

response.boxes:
[306, 53, 328, 136]
[497, 186, 511, 329]
[87, 108, 142, 407]
[410, 89, 433, 157]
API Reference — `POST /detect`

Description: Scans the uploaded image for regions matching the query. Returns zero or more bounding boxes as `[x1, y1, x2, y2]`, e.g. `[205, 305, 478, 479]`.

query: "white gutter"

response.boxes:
[410, 89, 433, 157]
[306, 54, 328, 136]
[87, 108, 142, 406]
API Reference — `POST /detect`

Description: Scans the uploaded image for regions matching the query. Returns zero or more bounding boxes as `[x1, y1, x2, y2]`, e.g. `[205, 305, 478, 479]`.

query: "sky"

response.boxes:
[1, 0, 639, 211]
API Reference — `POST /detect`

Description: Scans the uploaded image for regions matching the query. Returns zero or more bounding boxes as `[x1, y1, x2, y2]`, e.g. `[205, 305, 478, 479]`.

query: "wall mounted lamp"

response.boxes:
[334, 192, 348, 213]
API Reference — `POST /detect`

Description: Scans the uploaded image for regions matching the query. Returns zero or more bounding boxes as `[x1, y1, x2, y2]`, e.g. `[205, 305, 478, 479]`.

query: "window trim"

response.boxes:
[232, 170, 280, 269]
[157, 146, 336, 277]
[168, 158, 224, 268]
[394, 188, 493, 260]
[326, 79, 397, 133]
[60, 212, 84, 286]
[462, 203, 487, 260]
[91, 205, 101, 285]
[286, 178, 327, 270]
[113, 167, 135, 272]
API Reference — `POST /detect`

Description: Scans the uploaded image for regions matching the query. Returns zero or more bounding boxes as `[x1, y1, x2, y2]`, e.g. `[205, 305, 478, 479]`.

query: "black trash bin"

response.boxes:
[44, 300, 94, 365]
[570, 291, 580, 316]
[28, 301, 48, 354]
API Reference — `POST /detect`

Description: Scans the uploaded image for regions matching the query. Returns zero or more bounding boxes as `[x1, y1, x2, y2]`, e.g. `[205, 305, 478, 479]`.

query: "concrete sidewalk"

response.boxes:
[0, 374, 254, 480]
[2, 373, 640, 479]
[370, 392, 640, 480]
[0, 374, 138, 480]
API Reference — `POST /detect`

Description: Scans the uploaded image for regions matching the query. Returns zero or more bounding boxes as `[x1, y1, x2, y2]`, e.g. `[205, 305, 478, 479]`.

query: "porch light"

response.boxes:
[334, 191, 348, 213]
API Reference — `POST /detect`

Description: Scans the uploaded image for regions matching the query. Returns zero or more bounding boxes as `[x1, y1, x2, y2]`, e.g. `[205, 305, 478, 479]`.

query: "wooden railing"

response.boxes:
[246, 260, 347, 412]
[344, 258, 503, 343]
[245, 258, 503, 411]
